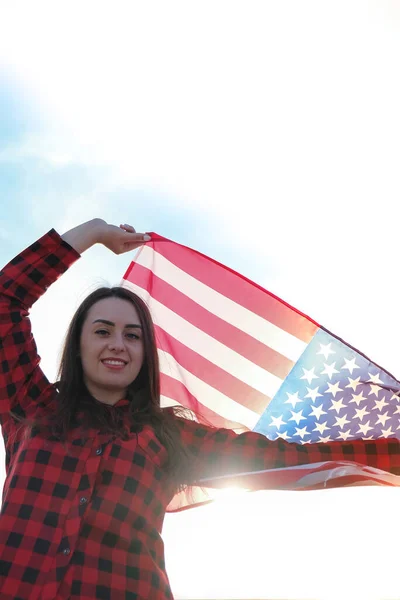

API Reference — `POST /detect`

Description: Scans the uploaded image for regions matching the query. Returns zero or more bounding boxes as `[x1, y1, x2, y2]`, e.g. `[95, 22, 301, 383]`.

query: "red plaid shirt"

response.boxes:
[0, 230, 399, 600]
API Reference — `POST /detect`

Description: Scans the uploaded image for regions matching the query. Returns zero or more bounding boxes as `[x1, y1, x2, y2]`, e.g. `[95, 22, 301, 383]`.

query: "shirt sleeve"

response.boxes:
[0, 229, 80, 430]
[173, 415, 400, 484]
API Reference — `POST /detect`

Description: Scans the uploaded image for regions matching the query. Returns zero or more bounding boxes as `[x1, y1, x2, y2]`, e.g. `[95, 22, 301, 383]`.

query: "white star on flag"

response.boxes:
[294, 426, 309, 439]
[355, 406, 369, 421]
[381, 426, 394, 438]
[304, 386, 323, 402]
[349, 392, 367, 406]
[289, 410, 307, 425]
[341, 357, 360, 374]
[372, 398, 389, 411]
[270, 415, 286, 429]
[334, 414, 351, 429]
[300, 367, 319, 385]
[368, 383, 382, 397]
[308, 404, 327, 420]
[313, 421, 329, 435]
[321, 362, 339, 380]
[357, 421, 373, 436]
[317, 343, 335, 360]
[346, 376, 362, 392]
[326, 381, 343, 398]
[285, 392, 303, 408]
[338, 429, 352, 441]
[329, 397, 346, 414]
[376, 412, 391, 427]
[368, 372, 384, 384]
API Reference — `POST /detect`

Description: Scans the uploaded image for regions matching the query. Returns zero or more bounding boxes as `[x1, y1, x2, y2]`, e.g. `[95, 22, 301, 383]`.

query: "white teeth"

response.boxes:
[102, 360, 125, 366]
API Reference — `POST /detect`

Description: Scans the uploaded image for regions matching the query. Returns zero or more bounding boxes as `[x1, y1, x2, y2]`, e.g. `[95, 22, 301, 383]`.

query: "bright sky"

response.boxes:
[1, 1, 400, 598]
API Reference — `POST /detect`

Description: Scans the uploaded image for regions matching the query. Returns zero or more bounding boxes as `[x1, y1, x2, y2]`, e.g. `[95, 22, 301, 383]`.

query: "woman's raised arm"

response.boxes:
[0, 219, 149, 434]
[0, 228, 80, 432]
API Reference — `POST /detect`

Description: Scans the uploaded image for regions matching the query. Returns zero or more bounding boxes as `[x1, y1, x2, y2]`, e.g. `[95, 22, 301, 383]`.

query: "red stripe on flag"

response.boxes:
[134, 234, 318, 342]
[160, 373, 249, 431]
[127, 263, 295, 379]
[155, 325, 270, 415]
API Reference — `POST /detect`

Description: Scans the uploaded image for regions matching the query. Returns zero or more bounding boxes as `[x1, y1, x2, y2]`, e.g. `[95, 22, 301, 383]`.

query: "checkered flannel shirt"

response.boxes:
[0, 229, 399, 599]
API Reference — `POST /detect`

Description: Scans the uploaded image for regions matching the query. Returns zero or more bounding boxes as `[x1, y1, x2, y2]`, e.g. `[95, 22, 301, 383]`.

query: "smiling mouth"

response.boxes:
[101, 360, 127, 369]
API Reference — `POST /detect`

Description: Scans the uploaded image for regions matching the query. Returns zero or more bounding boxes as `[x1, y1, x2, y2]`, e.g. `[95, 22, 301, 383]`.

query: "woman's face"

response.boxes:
[79, 297, 145, 405]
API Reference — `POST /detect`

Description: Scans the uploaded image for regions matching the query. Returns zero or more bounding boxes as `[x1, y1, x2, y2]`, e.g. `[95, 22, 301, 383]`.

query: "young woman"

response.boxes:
[1, 218, 399, 600]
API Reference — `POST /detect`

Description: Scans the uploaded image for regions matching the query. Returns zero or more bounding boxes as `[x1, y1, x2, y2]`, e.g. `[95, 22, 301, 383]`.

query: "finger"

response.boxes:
[123, 232, 151, 242]
[120, 223, 136, 233]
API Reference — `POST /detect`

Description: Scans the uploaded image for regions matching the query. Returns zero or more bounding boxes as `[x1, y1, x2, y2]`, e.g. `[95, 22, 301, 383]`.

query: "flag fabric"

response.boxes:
[122, 233, 400, 501]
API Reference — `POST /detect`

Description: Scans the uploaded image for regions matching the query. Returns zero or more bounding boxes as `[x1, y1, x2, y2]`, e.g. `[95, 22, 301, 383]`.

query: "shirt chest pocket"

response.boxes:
[136, 426, 168, 469]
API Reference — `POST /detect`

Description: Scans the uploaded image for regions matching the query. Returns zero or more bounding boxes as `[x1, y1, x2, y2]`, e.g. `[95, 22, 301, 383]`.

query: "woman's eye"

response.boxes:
[126, 332, 140, 340]
[95, 329, 109, 336]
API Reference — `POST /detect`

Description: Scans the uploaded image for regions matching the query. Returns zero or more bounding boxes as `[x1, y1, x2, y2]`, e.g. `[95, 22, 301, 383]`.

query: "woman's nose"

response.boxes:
[107, 335, 125, 351]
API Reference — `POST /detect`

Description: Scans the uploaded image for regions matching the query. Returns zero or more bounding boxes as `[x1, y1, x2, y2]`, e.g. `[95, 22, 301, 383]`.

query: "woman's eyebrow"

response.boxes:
[92, 319, 142, 329]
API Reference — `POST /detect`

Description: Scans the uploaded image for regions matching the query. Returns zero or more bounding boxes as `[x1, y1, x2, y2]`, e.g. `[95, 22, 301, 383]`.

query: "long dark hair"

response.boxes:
[16, 286, 195, 490]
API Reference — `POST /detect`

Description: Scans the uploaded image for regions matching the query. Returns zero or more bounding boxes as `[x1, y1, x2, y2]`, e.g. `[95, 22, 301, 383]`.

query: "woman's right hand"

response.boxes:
[61, 219, 150, 255]
[99, 222, 150, 255]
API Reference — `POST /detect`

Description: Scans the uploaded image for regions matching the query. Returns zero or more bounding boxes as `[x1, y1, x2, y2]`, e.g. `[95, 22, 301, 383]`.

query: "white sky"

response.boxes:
[1, 1, 400, 598]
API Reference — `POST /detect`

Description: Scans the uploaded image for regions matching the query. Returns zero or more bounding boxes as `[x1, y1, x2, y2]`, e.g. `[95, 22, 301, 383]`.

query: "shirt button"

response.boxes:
[79, 497, 87, 505]
[63, 548, 71, 555]
[96, 447, 103, 455]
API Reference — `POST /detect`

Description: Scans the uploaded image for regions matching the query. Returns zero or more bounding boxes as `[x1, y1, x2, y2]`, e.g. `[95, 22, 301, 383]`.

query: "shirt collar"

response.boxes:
[113, 398, 130, 408]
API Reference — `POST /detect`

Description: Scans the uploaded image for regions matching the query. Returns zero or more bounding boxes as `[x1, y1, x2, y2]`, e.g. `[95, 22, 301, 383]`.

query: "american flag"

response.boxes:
[122, 233, 400, 498]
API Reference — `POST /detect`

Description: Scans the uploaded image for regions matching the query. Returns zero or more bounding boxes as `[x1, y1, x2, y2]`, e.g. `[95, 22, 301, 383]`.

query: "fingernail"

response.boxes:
[143, 234, 151, 241]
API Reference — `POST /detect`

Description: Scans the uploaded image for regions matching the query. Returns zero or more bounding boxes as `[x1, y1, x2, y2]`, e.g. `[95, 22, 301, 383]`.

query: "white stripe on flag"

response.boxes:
[158, 349, 261, 430]
[160, 395, 183, 409]
[123, 279, 283, 399]
[132, 246, 307, 362]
